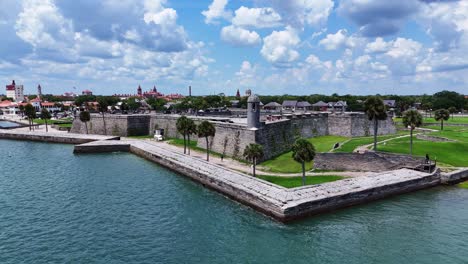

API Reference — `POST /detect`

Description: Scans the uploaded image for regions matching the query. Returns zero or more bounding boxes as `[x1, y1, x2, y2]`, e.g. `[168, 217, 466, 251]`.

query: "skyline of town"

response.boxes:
[1, 0, 468, 96]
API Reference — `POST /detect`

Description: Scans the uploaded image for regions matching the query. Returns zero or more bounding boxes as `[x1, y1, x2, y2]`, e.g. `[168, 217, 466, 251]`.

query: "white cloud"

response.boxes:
[270, 0, 334, 28]
[261, 27, 300, 66]
[386, 38, 422, 59]
[232, 6, 282, 28]
[319, 29, 358, 50]
[221, 25, 261, 46]
[202, 0, 231, 24]
[365, 37, 391, 53]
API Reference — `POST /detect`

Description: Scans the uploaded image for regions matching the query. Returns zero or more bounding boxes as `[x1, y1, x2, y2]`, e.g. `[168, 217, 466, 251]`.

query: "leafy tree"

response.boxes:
[243, 144, 264, 177]
[448, 106, 457, 120]
[434, 109, 450, 131]
[146, 97, 167, 112]
[186, 118, 197, 155]
[176, 116, 189, 154]
[24, 104, 36, 131]
[79, 111, 91, 134]
[126, 97, 141, 111]
[402, 110, 423, 156]
[74, 95, 97, 107]
[97, 97, 109, 135]
[364, 96, 388, 151]
[292, 138, 316, 186]
[40, 108, 52, 132]
[197, 121, 216, 161]
[432, 90, 464, 110]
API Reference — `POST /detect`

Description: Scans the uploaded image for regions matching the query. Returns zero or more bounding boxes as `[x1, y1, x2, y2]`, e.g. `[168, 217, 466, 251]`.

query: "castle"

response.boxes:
[113, 85, 184, 101]
[71, 90, 396, 160]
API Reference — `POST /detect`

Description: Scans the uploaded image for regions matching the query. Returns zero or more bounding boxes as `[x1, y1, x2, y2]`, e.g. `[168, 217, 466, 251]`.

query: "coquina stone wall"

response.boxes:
[70, 114, 150, 136]
[70, 113, 396, 160]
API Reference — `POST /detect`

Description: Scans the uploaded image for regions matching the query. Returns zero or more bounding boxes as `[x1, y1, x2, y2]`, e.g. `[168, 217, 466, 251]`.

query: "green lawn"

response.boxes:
[336, 131, 409, 153]
[259, 136, 348, 173]
[127, 135, 154, 139]
[458, 181, 468, 189]
[257, 175, 346, 188]
[33, 118, 72, 125]
[394, 116, 468, 124]
[378, 129, 468, 167]
[168, 138, 222, 157]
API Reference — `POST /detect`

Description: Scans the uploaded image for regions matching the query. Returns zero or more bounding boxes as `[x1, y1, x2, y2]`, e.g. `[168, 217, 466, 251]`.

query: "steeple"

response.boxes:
[37, 84, 42, 100]
[236, 89, 241, 98]
[137, 85, 142, 96]
[153, 85, 157, 93]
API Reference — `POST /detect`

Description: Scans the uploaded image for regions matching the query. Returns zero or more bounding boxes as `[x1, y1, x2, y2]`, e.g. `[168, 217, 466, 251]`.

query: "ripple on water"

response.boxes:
[1, 139, 468, 264]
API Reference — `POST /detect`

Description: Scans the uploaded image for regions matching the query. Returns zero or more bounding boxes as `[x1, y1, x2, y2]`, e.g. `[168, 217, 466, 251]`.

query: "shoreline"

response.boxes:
[1, 129, 467, 222]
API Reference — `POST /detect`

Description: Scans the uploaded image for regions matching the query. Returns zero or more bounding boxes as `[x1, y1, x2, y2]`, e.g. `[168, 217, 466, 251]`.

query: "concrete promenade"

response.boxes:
[2, 130, 467, 222]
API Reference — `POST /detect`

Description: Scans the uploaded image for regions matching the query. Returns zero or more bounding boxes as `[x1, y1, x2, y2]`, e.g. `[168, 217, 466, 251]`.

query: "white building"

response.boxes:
[5, 80, 24, 102]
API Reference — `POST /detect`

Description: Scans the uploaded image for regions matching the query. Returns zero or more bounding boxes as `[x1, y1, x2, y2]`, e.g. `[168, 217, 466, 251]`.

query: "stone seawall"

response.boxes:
[73, 140, 442, 222]
[0, 130, 120, 144]
[441, 168, 468, 185]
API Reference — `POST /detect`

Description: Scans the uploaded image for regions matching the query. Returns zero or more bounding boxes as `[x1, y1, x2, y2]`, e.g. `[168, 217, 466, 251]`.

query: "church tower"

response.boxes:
[137, 85, 142, 96]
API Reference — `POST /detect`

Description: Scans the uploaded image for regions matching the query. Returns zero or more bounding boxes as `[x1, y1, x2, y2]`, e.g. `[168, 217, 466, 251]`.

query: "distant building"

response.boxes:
[312, 101, 328, 111]
[263, 102, 282, 111]
[282, 100, 298, 111]
[328, 101, 347, 112]
[82, 89, 93, 96]
[114, 85, 184, 101]
[383, 100, 396, 108]
[5, 80, 24, 102]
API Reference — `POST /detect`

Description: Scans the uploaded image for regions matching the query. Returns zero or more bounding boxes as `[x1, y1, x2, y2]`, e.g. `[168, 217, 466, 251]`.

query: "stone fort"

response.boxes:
[71, 93, 396, 160]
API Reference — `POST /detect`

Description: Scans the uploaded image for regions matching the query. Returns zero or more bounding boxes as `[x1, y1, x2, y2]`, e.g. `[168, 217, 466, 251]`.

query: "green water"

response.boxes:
[1, 140, 468, 263]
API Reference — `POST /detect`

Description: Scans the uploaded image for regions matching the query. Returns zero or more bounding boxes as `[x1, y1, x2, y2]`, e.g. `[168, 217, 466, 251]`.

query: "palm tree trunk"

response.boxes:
[183, 134, 186, 154]
[85, 122, 88, 134]
[187, 134, 191, 155]
[253, 157, 256, 177]
[373, 118, 378, 151]
[45, 119, 48, 132]
[102, 113, 107, 135]
[205, 137, 209, 161]
[410, 128, 413, 156]
[302, 162, 306, 186]
[29, 119, 31, 131]
[441, 120, 444, 131]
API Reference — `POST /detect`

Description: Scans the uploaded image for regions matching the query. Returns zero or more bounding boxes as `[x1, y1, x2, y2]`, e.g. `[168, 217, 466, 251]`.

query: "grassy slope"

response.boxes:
[259, 136, 349, 173]
[394, 116, 468, 124]
[378, 129, 468, 167]
[257, 175, 345, 188]
[168, 138, 222, 157]
[336, 131, 409, 153]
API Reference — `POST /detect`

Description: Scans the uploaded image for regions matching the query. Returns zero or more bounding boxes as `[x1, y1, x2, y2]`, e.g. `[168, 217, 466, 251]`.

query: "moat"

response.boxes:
[1, 139, 468, 263]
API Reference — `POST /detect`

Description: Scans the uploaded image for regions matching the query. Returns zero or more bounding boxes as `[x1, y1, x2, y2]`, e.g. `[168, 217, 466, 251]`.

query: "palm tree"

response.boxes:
[24, 104, 36, 131]
[97, 98, 109, 135]
[448, 106, 457, 120]
[18, 104, 25, 117]
[40, 108, 51, 132]
[364, 96, 388, 151]
[79, 111, 91, 134]
[197, 121, 216, 161]
[434, 109, 450, 131]
[186, 118, 197, 155]
[402, 109, 423, 156]
[292, 138, 316, 186]
[243, 144, 264, 177]
[176, 116, 189, 154]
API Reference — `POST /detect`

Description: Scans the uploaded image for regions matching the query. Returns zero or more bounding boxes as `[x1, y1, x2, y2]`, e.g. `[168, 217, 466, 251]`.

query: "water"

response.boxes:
[0, 121, 21, 128]
[1, 140, 468, 264]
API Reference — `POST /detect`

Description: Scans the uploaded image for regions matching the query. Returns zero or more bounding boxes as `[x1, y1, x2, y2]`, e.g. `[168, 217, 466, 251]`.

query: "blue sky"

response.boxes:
[1, 0, 467, 96]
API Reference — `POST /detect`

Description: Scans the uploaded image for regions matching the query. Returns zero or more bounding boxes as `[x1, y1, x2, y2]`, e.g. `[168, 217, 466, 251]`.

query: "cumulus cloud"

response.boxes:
[365, 37, 391, 53]
[260, 27, 300, 66]
[269, 0, 334, 28]
[202, 0, 232, 24]
[338, 0, 421, 37]
[232, 6, 282, 28]
[221, 25, 261, 46]
[319, 29, 360, 50]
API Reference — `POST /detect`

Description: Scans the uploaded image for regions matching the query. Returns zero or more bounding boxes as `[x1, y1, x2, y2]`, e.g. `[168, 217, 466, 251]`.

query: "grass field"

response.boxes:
[458, 181, 468, 189]
[127, 135, 154, 139]
[335, 131, 409, 153]
[257, 175, 346, 188]
[378, 129, 468, 167]
[259, 135, 348, 173]
[167, 138, 223, 157]
[394, 116, 468, 124]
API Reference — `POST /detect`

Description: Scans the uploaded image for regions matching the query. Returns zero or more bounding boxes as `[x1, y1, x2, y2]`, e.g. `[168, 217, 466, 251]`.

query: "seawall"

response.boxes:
[73, 139, 444, 222]
[0, 130, 120, 144]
